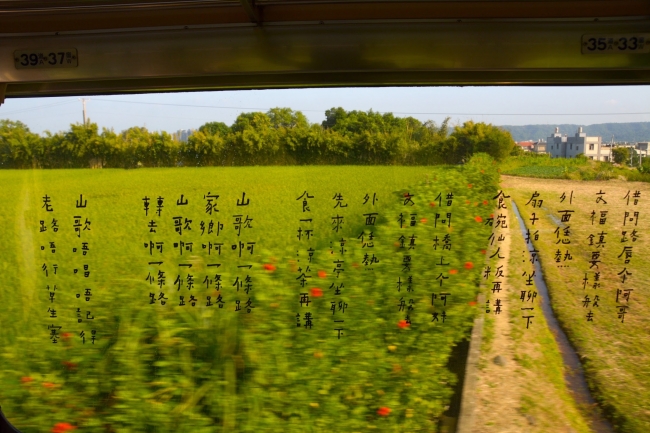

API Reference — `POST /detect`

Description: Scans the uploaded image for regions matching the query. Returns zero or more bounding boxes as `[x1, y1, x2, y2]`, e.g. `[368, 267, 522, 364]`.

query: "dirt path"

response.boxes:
[471, 188, 591, 433]
[472, 217, 531, 433]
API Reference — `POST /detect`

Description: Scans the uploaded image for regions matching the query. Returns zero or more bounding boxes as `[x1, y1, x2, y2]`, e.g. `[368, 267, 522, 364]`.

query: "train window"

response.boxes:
[1, 86, 649, 433]
[0, 1, 649, 432]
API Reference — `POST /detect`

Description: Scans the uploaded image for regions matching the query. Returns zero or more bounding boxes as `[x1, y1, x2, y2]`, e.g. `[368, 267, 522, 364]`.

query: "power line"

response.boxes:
[0, 100, 77, 116]
[89, 98, 650, 117]
[91, 98, 321, 113]
[92, 108, 218, 122]
[1, 96, 649, 118]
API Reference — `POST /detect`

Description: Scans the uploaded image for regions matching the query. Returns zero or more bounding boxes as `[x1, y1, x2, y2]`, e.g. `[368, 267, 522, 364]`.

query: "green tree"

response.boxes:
[322, 107, 348, 130]
[186, 130, 224, 166]
[0, 109, 531, 168]
[320, 108, 424, 164]
[120, 127, 152, 168]
[99, 128, 122, 168]
[444, 121, 515, 164]
[150, 131, 179, 167]
[267, 108, 308, 130]
[413, 118, 450, 164]
[0, 120, 42, 168]
[230, 112, 279, 164]
[41, 131, 65, 168]
[612, 146, 630, 166]
[199, 121, 230, 137]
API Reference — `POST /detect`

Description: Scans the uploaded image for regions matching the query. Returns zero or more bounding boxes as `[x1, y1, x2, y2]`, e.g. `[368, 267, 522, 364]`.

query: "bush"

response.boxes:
[612, 147, 630, 166]
[638, 157, 650, 174]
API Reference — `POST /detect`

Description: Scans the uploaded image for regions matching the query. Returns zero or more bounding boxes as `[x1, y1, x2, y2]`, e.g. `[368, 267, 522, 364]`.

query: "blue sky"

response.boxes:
[1, 86, 650, 135]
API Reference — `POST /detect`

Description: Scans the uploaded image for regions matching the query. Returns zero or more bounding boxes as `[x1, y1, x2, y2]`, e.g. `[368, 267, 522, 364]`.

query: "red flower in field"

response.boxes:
[490, 213, 494, 218]
[61, 332, 72, 342]
[52, 422, 77, 433]
[467, 184, 472, 188]
[43, 382, 55, 388]
[62, 361, 77, 370]
[420, 218, 427, 224]
[21, 377, 33, 384]
[430, 202, 435, 207]
[482, 200, 488, 205]
[449, 269, 458, 275]
[474, 216, 483, 223]
[377, 406, 391, 417]
[481, 170, 485, 173]
[464, 262, 474, 270]
[398, 320, 410, 329]
[310, 288, 323, 297]
[481, 249, 486, 255]
[468, 301, 477, 306]
[465, 200, 470, 204]
[318, 270, 327, 278]
[263, 263, 276, 272]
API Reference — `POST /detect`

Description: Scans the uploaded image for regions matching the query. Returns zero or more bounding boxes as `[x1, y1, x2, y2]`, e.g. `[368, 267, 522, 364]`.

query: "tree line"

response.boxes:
[0, 107, 516, 168]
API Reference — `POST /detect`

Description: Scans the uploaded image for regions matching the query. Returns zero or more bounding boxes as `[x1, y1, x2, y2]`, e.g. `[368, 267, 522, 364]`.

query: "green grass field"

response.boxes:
[0, 161, 499, 432]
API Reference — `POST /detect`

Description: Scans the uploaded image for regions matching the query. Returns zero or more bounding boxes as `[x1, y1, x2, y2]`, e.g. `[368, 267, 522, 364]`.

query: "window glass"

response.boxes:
[1, 87, 649, 433]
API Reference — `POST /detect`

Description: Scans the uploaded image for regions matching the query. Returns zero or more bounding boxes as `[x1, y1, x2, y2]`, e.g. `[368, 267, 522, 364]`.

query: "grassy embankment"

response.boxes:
[503, 176, 650, 433]
[501, 153, 650, 183]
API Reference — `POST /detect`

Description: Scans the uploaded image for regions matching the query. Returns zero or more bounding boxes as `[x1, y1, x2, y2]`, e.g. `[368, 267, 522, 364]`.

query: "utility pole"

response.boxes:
[79, 98, 89, 125]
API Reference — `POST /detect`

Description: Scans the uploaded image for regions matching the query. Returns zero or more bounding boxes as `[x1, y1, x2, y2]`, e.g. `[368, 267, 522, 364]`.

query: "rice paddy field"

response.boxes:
[0, 160, 499, 433]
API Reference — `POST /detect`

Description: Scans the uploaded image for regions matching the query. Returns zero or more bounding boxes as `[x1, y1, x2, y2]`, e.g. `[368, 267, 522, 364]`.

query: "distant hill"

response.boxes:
[499, 122, 650, 143]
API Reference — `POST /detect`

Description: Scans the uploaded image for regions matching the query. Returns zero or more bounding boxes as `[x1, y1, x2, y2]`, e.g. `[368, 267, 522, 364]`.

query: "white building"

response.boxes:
[547, 127, 611, 161]
[634, 142, 649, 161]
[532, 139, 546, 154]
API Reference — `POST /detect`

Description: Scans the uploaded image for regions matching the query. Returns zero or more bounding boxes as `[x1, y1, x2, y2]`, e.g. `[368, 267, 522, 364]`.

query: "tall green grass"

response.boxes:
[0, 160, 498, 432]
[500, 154, 615, 180]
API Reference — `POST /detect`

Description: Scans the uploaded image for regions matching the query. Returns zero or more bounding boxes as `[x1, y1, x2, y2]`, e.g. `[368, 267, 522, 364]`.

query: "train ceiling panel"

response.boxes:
[0, 0, 648, 98]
